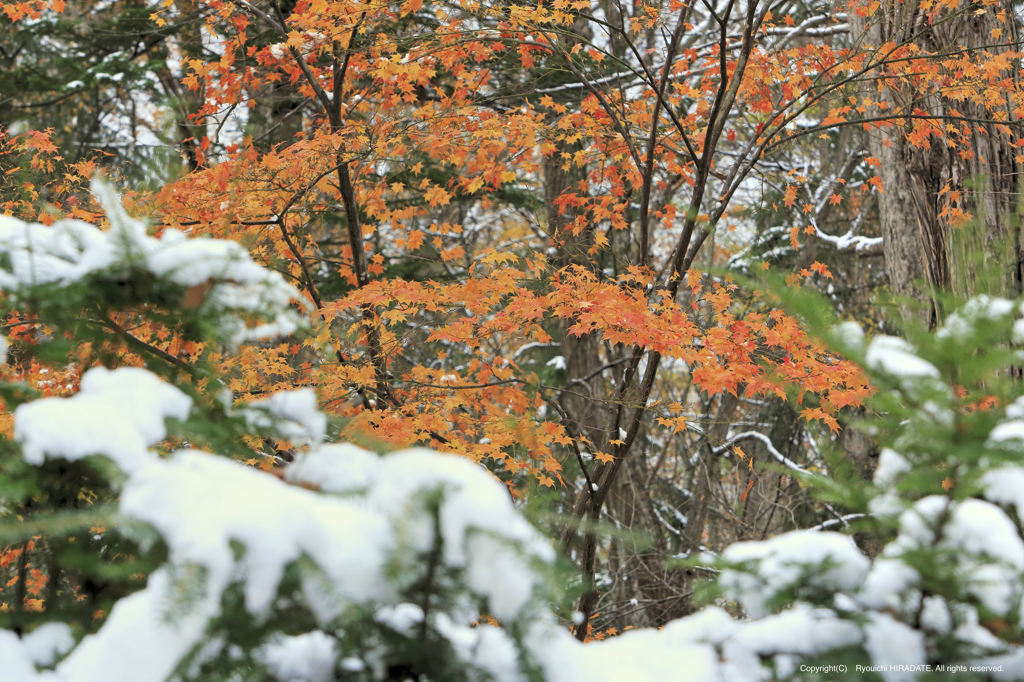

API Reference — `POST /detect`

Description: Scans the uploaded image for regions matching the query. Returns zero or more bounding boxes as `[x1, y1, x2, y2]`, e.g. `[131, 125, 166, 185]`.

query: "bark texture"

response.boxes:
[854, 0, 1021, 326]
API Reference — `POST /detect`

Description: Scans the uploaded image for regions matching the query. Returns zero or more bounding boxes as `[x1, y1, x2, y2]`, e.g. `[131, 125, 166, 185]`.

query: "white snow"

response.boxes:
[812, 222, 882, 252]
[286, 443, 382, 492]
[0, 628, 62, 681]
[945, 500, 1024, 616]
[891, 495, 950, 548]
[969, 296, 1015, 319]
[865, 335, 940, 380]
[1006, 398, 1024, 420]
[937, 296, 1014, 341]
[873, 448, 911, 487]
[982, 465, 1024, 523]
[919, 596, 952, 633]
[245, 388, 327, 448]
[729, 603, 862, 657]
[832, 320, 865, 349]
[719, 531, 870, 618]
[4, 358, 935, 682]
[15, 366, 192, 473]
[350, 448, 554, 620]
[57, 567, 216, 682]
[881, 497, 1024, 621]
[5, 369, 1022, 682]
[545, 355, 566, 370]
[260, 631, 338, 682]
[20, 623, 74, 667]
[13, 203, 1024, 682]
[121, 451, 394, 617]
[989, 421, 1024, 444]
[863, 612, 926, 682]
[0, 180, 306, 343]
[375, 603, 424, 635]
[435, 616, 523, 682]
[4, 368, 556, 681]
[527, 618, 721, 682]
[858, 558, 919, 611]
[944, 500, 1024, 570]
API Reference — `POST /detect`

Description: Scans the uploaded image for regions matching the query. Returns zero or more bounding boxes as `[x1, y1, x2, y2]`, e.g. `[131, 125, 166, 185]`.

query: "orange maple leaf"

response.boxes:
[809, 261, 834, 279]
[739, 478, 754, 501]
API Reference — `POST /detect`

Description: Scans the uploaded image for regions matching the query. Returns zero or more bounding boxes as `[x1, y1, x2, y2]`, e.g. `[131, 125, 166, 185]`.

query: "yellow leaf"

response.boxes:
[425, 185, 451, 207]
[400, 0, 423, 15]
[783, 185, 797, 207]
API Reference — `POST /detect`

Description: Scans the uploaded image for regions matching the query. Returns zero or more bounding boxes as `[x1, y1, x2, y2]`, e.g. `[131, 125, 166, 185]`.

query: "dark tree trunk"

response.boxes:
[738, 398, 810, 540]
[854, 0, 1021, 327]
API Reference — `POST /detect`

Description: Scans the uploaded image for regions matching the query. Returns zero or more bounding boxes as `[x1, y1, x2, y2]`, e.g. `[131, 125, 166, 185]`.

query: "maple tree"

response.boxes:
[0, 0, 211, 185]
[3, 0, 1024, 642]
[4, 199, 1024, 681]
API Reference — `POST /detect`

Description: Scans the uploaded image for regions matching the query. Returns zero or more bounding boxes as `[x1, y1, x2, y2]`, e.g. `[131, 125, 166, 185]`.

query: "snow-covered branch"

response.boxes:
[714, 430, 809, 473]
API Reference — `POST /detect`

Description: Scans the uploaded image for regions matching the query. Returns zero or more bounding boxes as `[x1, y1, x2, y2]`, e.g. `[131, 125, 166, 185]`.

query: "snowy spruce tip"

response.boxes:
[7, 371, 1024, 682]
[0, 180, 306, 343]
[11, 282, 1024, 682]
[0, 364, 918, 682]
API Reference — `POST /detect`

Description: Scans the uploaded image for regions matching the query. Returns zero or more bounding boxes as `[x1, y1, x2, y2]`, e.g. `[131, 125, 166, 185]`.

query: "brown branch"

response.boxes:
[401, 378, 524, 390]
[275, 215, 324, 309]
[636, 9, 694, 267]
[100, 315, 200, 378]
[533, 29, 645, 173]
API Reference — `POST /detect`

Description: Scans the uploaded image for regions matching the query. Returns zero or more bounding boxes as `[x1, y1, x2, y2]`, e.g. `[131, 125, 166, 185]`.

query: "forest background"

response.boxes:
[1, 0, 1024, 669]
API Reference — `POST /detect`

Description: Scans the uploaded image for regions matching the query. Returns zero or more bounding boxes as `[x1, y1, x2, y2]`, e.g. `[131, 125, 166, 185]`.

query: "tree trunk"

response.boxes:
[738, 399, 809, 540]
[854, 0, 1021, 327]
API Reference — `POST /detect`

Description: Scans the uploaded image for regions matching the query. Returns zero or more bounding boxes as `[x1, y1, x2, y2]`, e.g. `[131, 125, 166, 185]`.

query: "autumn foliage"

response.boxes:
[2, 0, 1023, 645]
